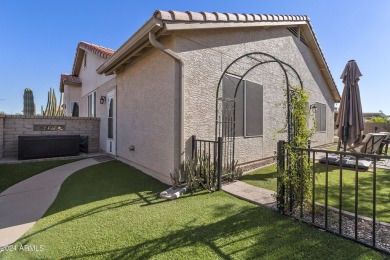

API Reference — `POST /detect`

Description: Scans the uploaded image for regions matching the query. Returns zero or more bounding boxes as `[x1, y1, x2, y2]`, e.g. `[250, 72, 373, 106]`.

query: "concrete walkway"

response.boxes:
[222, 181, 277, 211]
[0, 158, 100, 246]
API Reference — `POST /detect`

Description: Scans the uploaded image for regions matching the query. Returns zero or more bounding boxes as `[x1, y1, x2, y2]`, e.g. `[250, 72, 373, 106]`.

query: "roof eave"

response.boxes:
[303, 23, 341, 102]
[97, 17, 164, 75]
[60, 81, 82, 93]
[97, 20, 307, 76]
[72, 48, 85, 76]
[96, 12, 340, 103]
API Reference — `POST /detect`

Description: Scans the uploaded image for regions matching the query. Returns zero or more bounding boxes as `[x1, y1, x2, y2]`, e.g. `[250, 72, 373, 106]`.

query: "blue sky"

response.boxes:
[0, 0, 389, 115]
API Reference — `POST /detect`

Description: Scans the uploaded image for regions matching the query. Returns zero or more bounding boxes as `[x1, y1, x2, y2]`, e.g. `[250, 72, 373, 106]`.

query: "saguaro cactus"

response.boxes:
[42, 88, 64, 116]
[23, 88, 35, 115]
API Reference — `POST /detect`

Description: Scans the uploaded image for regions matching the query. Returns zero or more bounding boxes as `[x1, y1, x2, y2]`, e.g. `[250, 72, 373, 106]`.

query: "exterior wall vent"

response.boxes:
[287, 27, 308, 47]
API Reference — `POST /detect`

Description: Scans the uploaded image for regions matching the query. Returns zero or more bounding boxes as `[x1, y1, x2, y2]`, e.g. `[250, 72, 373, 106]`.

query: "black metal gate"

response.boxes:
[191, 135, 223, 190]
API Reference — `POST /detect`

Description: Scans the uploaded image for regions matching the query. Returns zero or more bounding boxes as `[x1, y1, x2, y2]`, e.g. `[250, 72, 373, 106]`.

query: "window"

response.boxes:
[87, 92, 96, 117]
[83, 53, 87, 68]
[315, 102, 326, 132]
[222, 75, 263, 137]
[70, 101, 79, 117]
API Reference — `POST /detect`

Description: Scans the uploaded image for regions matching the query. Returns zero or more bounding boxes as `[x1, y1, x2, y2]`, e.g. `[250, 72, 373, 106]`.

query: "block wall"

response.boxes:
[1, 115, 100, 158]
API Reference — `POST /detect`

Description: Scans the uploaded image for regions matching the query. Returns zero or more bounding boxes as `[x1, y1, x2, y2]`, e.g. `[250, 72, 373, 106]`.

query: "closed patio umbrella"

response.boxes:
[336, 60, 364, 151]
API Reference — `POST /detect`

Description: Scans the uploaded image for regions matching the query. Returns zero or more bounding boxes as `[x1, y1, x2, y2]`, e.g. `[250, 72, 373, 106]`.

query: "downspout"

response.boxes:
[149, 31, 185, 164]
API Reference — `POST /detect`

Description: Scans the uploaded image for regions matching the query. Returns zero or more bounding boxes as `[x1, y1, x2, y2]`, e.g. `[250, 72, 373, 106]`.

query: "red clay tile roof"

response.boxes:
[59, 74, 81, 92]
[154, 10, 309, 22]
[78, 41, 115, 59]
[98, 10, 339, 101]
[72, 41, 115, 75]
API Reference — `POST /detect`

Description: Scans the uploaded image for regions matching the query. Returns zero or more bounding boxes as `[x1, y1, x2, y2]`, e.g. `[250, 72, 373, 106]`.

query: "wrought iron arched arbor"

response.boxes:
[215, 52, 303, 169]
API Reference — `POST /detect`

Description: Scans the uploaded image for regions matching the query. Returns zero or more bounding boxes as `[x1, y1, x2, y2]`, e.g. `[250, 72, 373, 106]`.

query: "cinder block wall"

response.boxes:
[1, 115, 100, 158]
[364, 122, 390, 135]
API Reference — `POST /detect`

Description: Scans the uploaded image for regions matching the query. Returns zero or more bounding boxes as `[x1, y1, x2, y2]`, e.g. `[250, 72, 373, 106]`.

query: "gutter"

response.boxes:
[149, 31, 185, 164]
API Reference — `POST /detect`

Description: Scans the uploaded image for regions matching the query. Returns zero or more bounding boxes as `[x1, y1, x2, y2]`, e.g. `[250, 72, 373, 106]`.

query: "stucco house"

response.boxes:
[60, 42, 117, 154]
[61, 10, 340, 183]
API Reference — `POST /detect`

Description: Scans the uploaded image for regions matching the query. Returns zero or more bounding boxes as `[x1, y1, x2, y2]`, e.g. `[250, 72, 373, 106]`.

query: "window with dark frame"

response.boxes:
[83, 53, 87, 68]
[108, 98, 114, 139]
[315, 102, 326, 132]
[70, 101, 79, 117]
[222, 75, 263, 137]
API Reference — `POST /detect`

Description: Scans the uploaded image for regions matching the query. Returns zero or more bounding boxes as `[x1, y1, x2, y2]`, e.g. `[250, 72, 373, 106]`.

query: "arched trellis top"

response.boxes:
[215, 52, 303, 146]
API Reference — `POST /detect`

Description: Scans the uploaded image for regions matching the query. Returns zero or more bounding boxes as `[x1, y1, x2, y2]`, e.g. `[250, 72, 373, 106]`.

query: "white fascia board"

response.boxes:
[164, 21, 307, 31]
[302, 25, 340, 102]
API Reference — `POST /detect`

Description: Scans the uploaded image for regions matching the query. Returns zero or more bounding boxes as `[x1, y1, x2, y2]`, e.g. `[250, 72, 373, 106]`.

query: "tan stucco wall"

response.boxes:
[78, 26, 336, 181]
[95, 78, 116, 153]
[63, 50, 117, 154]
[78, 52, 115, 99]
[78, 74, 116, 153]
[174, 27, 335, 164]
[77, 51, 115, 117]
[115, 37, 178, 183]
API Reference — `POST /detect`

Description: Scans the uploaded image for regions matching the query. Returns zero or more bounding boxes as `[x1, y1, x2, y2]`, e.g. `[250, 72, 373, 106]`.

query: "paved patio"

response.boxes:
[222, 181, 277, 211]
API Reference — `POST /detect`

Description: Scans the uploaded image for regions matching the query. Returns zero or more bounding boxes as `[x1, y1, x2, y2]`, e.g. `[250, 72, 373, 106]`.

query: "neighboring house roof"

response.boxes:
[60, 74, 82, 92]
[97, 10, 341, 102]
[60, 41, 115, 92]
[72, 41, 115, 75]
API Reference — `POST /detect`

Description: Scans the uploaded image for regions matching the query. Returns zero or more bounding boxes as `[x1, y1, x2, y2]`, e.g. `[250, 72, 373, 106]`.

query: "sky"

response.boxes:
[0, 0, 389, 115]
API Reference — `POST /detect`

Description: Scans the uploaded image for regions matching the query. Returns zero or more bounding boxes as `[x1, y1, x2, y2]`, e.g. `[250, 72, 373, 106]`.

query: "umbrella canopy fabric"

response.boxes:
[336, 60, 364, 150]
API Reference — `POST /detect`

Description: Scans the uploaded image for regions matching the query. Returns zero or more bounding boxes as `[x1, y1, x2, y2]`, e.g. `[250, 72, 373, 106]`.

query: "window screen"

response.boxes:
[222, 75, 244, 137]
[245, 81, 263, 136]
[315, 102, 326, 132]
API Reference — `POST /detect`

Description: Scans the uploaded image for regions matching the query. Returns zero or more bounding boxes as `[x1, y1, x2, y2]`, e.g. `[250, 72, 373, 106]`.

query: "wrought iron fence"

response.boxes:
[277, 140, 390, 254]
[191, 135, 223, 190]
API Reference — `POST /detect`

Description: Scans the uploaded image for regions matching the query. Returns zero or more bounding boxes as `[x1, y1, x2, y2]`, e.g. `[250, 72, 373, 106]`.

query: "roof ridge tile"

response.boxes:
[154, 10, 308, 24]
[224, 12, 237, 21]
[200, 11, 217, 21]
[185, 11, 204, 21]
[212, 12, 228, 22]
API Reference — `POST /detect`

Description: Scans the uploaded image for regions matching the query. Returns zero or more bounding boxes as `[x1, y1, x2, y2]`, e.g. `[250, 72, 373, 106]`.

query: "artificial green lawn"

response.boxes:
[0, 159, 77, 193]
[1, 161, 385, 259]
[241, 163, 390, 223]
